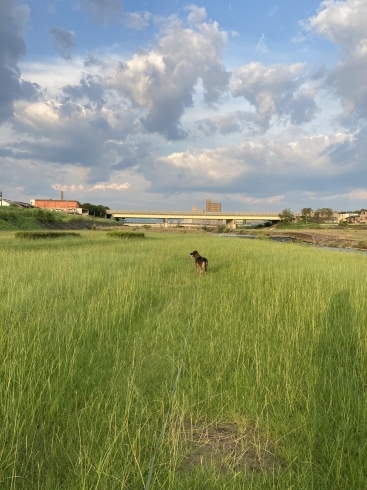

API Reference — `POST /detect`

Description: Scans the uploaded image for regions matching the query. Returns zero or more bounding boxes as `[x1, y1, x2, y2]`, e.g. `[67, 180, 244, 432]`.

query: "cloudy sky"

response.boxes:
[1, 0, 367, 212]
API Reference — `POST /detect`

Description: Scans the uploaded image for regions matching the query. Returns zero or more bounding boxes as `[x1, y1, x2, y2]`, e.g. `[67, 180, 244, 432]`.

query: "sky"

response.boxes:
[1, 0, 367, 212]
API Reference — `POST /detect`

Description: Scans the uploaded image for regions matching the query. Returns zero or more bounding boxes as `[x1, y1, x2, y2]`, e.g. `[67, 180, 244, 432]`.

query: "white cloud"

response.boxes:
[230, 62, 320, 130]
[124, 11, 151, 29]
[196, 111, 254, 135]
[185, 5, 207, 24]
[52, 182, 131, 192]
[291, 33, 307, 44]
[306, 0, 367, 123]
[307, 0, 367, 52]
[108, 14, 230, 139]
[238, 194, 284, 204]
[90, 182, 131, 190]
[149, 132, 353, 195]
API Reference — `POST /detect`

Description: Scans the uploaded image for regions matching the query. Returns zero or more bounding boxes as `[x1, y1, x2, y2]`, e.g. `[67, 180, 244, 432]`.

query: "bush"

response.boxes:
[106, 231, 145, 239]
[15, 231, 81, 239]
[216, 224, 230, 233]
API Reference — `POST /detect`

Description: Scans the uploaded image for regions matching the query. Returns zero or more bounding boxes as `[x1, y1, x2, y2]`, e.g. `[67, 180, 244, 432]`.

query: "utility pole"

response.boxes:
[0, 189, 2, 206]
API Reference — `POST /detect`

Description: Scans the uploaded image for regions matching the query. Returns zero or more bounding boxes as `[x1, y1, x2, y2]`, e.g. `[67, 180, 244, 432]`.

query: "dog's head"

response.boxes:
[190, 250, 199, 259]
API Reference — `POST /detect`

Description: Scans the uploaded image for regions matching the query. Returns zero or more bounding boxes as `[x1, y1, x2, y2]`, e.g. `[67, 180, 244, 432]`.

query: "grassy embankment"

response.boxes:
[0, 207, 115, 231]
[1, 231, 367, 489]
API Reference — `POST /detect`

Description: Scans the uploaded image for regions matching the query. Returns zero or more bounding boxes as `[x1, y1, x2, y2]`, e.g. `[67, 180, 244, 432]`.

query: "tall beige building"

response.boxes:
[206, 198, 221, 212]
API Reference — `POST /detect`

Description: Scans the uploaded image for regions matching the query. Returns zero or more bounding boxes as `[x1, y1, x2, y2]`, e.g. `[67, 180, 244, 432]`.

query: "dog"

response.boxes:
[190, 250, 208, 275]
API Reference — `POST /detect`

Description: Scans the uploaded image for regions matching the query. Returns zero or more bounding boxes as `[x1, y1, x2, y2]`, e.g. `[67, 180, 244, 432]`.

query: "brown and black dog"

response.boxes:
[190, 250, 208, 275]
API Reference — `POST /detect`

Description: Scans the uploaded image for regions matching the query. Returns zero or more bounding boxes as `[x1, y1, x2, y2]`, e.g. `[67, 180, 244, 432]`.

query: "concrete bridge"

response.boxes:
[105, 210, 281, 229]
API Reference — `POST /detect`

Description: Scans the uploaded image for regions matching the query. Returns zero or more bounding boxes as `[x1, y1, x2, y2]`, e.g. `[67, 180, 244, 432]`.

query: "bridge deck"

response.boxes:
[106, 210, 281, 221]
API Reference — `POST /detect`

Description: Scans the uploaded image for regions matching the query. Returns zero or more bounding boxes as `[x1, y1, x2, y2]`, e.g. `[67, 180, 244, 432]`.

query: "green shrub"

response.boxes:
[106, 231, 145, 239]
[216, 224, 230, 233]
[15, 231, 81, 239]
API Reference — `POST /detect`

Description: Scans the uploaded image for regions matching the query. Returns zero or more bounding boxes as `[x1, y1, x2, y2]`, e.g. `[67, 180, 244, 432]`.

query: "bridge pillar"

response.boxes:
[164, 218, 168, 228]
[226, 219, 236, 229]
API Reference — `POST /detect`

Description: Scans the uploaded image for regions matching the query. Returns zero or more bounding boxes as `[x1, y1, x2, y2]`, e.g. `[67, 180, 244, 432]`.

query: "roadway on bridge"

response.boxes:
[106, 210, 281, 228]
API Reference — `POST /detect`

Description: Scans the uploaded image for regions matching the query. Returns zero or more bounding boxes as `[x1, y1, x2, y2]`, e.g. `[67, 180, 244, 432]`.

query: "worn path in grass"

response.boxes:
[1, 231, 367, 489]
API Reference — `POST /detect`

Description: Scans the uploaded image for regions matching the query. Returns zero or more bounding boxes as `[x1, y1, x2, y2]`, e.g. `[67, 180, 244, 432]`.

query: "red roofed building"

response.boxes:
[30, 199, 89, 215]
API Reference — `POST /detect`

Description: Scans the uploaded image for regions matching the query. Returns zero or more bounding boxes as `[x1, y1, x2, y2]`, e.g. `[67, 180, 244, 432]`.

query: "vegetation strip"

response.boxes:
[15, 231, 81, 239]
[106, 230, 145, 239]
[144, 285, 197, 490]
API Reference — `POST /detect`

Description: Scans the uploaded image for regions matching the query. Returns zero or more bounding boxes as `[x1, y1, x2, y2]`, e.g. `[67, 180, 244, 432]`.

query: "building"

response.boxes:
[337, 212, 359, 223]
[344, 210, 367, 224]
[0, 199, 11, 207]
[30, 199, 89, 215]
[205, 198, 221, 212]
[0, 199, 34, 208]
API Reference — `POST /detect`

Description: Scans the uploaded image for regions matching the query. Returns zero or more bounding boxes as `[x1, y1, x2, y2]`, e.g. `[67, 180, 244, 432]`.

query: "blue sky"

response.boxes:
[1, 0, 367, 211]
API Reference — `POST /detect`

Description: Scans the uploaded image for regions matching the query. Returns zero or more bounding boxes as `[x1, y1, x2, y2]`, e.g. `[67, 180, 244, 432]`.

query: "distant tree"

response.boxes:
[315, 207, 334, 223]
[279, 208, 294, 225]
[80, 203, 110, 218]
[301, 207, 313, 224]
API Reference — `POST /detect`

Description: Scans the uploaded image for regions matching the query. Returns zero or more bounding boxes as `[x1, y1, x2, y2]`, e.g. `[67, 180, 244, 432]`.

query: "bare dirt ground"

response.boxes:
[268, 227, 367, 248]
[179, 420, 283, 475]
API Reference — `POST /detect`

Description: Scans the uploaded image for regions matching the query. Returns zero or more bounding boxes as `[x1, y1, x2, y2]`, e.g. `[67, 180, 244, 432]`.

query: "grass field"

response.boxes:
[1, 231, 367, 489]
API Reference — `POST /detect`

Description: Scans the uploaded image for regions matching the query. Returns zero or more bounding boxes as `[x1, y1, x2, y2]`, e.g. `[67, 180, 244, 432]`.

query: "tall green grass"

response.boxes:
[1, 232, 367, 489]
[0, 207, 92, 231]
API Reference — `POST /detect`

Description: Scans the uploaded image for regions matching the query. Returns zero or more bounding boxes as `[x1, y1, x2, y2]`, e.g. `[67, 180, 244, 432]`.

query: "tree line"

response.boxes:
[80, 203, 110, 218]
[278, 207, 335, 224]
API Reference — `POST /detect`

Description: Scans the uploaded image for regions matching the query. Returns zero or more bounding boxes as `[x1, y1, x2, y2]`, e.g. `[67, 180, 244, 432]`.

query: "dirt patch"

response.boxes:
[264, 228, 367, 249]
[179, 420, 282, 475]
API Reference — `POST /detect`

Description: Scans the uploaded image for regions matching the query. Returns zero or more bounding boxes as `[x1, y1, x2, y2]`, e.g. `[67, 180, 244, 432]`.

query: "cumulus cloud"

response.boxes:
[196, 111, 255, 135]
[62, 74, 105, 109]
[48, 27, 76, 60]
[230, 62, 320, 131]
[306, 0, 367, 123]
[307, 0, 367, 52]
[185, 5, 207, 24]
[20, 80, 43, 102]
[108, 13, 230, 139]
[11, 89, 138, 173]
[0, 0, 29, 123]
